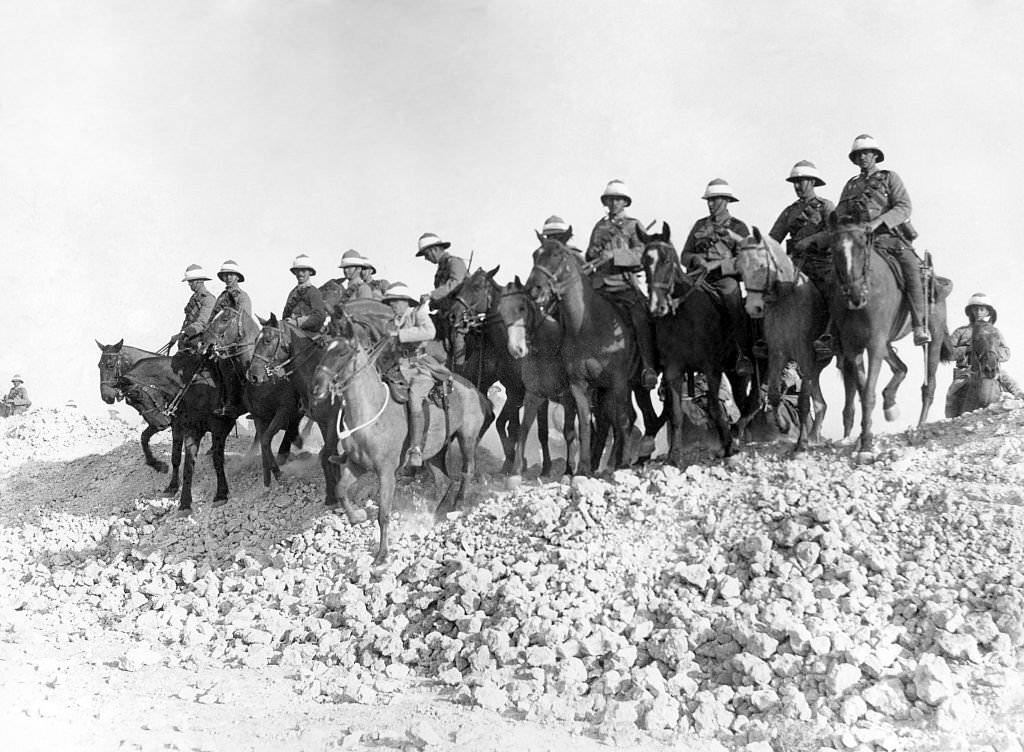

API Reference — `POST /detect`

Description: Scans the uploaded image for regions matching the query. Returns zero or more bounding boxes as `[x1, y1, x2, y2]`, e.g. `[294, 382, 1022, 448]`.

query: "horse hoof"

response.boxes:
[559, 474, 572, 486]
[884, 405, 900, 422]
[212, 497, 229, 507]
[160, 487, 178, 497]
[153, 462, 169, 474]
[345, 508, 368, 525]
[724, 454, 742, 468]
[177, 507, 192, 517]
[855, 451, 875, 465]
[506, 475, 523, 490]
[637, 436, 656, 457]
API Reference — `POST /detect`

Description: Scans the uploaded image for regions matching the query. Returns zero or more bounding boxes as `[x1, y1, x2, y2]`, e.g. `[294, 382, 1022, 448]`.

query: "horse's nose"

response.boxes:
[509, 342, 527, 359]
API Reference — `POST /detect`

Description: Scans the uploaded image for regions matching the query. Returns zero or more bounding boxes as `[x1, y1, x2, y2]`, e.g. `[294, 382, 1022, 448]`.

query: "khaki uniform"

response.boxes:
[428, 252, 468, 309]
[321, 277, 379, 304]
[211, 284, 253, 322]
[945, 323, 1023, 414]
[836, 167, 926, 329]
[394, 305, 445, 400]
[768, 196, 836, 291]
[3, 384, 31, 415]
[282, 282, 327, 332]
[210, 283, 252, 413]
[179, 288, 215, 351]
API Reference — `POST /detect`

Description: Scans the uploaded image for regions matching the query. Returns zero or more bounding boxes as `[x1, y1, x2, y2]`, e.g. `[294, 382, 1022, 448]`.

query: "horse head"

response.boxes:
[119, 374, 172, 430]
[527, 238, 575, 311]
[971, 320, 1002, 380]
[311, 337, 362, 403]
[448, 265, 500, 334]
[96, 339, 126, 404]
[638, 225, 679, 318]
[248, 313, 291, 384]
[497, 276, 537, 359]
[828, 214, 872, 310]
[735, 227, 794, 319]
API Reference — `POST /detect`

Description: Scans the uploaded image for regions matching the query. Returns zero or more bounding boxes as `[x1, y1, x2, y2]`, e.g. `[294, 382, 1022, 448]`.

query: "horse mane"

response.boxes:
[740, 227, 799, 285]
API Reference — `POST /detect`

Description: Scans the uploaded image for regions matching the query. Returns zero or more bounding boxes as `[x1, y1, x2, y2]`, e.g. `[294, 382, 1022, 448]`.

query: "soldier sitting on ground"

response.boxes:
[945, 293, 1024, 416]
[2, 375, 31, 416]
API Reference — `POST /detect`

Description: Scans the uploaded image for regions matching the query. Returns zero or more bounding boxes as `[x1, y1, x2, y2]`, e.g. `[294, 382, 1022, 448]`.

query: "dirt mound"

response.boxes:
[3, 406, 1024, 750]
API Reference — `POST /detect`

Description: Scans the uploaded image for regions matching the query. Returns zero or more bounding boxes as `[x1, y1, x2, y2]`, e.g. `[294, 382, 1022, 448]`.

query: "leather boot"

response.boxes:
[406, 401, 426, 468]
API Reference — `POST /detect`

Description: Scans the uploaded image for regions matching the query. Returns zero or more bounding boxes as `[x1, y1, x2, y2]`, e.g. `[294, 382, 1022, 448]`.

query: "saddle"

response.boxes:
[382, 364, 453, 408]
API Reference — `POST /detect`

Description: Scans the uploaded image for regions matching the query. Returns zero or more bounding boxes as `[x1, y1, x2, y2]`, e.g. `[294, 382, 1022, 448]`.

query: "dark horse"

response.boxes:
[311, 336, 492, 565]
[116, 354, 234, 512]
[828, 218, 951, 460]
[97, 340, 170, 472]
[946, 319, 1005, 417]
[446, 266, 553, 475]
[204, 307, 302, 487]
[640, 226, 753, 465]
[735, 228, 829, 453]
[496, 277, 579, 479]
[526, 238, 661, 474]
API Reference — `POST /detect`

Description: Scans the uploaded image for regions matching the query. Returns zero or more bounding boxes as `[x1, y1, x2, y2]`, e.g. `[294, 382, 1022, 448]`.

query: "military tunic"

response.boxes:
[394, 305, 444, 402]
[211, 285, 253, 322]
[586, 214, 645, 291]
[945, 324, 1023, 414]
[428, 252, 468, 309]
[3, 384, 31, 414]
[178, 288, 215, 350]
[769, 196, 836, 289]
[282, 282, 327, 332]
[835, 168, 911, 232]
[681, 215, 750, 274]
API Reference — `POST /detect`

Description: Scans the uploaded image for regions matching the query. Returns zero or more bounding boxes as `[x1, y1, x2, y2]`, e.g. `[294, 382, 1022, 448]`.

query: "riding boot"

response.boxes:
[751, 319, 768, 360]
[726, 294, 754, 376]
[405, 401, 426, 468]
[896, 246, 931, 345]
[629, 304, 659, 389]
[813, 317, 836, 364]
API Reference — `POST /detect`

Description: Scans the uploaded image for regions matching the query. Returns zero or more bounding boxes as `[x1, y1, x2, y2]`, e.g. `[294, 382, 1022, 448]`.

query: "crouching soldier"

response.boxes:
[381, 283, 451, 468]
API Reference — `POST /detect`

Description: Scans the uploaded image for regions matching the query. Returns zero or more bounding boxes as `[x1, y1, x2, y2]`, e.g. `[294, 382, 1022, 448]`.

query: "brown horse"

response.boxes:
[828, 219, 951, 460]
[735, 228, 829, 453]
[496, 277, 579, 478]
[526, 238, 644, 474]
[639, 227, 752, 465]
[310, 336, 491, 565]
[96, 340, 170, 472]
[204, 308, 302, 487]
[947, 319, 1004, 417]
[447, 266, 554, 475]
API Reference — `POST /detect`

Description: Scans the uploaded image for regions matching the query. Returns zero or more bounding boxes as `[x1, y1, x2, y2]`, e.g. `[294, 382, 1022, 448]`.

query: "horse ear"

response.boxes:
[535, 230, 544, 244]
[636, 224, 650, 244]
[827, 211, 839, 231]
[487, 265, 500, 279]
[268, 312, 278, 326]
[752, 226, 763, 243]
[257, 314, 268, 326]
[514, 275, 522, 287]
[114, 339, 123, 351]
[662, 222, 671, 242]
[96, 339, 104, 351]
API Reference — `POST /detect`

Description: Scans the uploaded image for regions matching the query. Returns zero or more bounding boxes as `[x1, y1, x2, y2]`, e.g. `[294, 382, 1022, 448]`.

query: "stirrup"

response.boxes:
[913, 326, 932, 346]
[640, 368, 659, 390]
[734, 355, 754, 377]
[752, 340, 769, 359]
[813, 334, 835, 364]
[406, 446, 423, 468]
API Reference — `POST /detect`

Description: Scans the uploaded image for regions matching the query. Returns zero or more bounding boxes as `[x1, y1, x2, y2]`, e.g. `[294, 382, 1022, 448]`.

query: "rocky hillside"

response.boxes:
[2, 404, 1024, 752]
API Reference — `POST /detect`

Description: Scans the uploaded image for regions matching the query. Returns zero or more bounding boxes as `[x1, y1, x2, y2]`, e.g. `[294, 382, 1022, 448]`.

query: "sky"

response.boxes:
[1, 0, 1022, 437]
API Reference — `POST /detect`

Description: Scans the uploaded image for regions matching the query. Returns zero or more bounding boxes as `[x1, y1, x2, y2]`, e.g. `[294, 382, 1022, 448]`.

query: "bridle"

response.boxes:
[644, 244, 708, 315]
[497, 284, 545, 349]
[314, 336, 394, 441]
[737, 243, 778, 300]
[528, 257, 566, 318]
[249, 326, 289, 380]
[833, 226, 873, 307]
[449, 278, 495, 335]
[99, 351, 127, 399]
[207, 309, 250, 359]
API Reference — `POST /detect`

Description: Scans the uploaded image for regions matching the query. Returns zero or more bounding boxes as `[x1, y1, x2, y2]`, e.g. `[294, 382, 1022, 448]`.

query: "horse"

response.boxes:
[202, 307, 304, 487]
[96, 339, 172, 472]
[116, 354, 234, 511]
[827, 218, 951, 461]
[947, 319, 1005, 417]
[310, 336, 492, 565]
[639, 226, 753, 465]
[447, 266, 554, 475]
[496, 277, 580, 478]
[735, 228, 829, 453]
[526, 238, 657, 475]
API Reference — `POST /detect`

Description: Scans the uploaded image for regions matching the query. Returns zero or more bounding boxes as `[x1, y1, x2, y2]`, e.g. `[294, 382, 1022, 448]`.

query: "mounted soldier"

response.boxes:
[321, 249, 382, 306]
[834, 134, 931, 347]
[681, 178, 754, 375]
[417, 232, 468, 367]
[380, 283, 452, 469]
[210, 259, 252, 417]
[584, 179, 659, 389]
[169, 264, 215, 354]
[535, 215, 584, 264]
[282, 254, 327, 334]
[945, 293, 1024, 415]
[2, 375, 31, 416]
[769, 161, 835, 294]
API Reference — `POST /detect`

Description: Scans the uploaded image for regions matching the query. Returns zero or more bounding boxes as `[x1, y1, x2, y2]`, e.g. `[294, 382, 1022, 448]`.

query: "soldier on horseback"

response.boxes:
[835, 134, 931, 347]
[170, 264, 216, 353]
[381, 283, 451, 469]
[321, 249, 382, 304]
[945, 293, 1024, 415]
[536, 215, 584, 263]
[210, 259, 252, 417]
[282, 254, 327, 334]
[417, 232, 468, 367]
[681, 178, 754, 375]
[584, 180, 659, 389]
[769, 161, 835, 293]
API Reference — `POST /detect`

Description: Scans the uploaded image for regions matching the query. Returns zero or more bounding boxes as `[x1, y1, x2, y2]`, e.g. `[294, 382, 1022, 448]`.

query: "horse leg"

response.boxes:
[163, 426, 182, 496]
[252, 415, 275, 488]
[632, 387, 662, 463]
[276, 410, 301, 467]
[560, 399, 578, 479]
[374, 466, 397, 566]
[857, 347, 887, 460]
[178, 430, 198, 514]
[333, 463, 368, 525]
[881, 343, 907, 422]
[611, 392, 633, 470]
[591, 395, 611, 472]
[665, 374, 686, 467]
[495, 392, 520, 475]
[510, 391, 543, 484]
[705, 370, 735, 459]
[570, 382, 594, 476]
[918, 335, 942, 426]
[837, 354, 861, 446]
[211, 424, 230, 505]
[141, 424, 168, 473]
[537, 401, 552, 478]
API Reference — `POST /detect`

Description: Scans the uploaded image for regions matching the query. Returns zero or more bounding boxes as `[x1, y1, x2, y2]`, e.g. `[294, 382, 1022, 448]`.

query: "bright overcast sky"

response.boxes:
[2, 1, 1022, 435]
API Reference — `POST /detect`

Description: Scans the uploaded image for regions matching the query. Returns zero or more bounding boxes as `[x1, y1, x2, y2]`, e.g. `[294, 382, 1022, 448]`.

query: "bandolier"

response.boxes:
[177, 264, 216, 352]
[282, 254, 327, 333]
[416, 233, 468, 367]
[768, 160, 835, 294]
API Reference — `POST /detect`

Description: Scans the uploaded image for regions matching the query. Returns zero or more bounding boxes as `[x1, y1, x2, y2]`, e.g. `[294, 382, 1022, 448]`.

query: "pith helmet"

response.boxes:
[289, 254, 316, 276]
[338, 249, 376, 272]
[600, 180, 632, 206]
[181, 263, 211, 282]
[965, 292, 997, 322]
[416, 233, 451, 257]
[848, 134, 885, 163]
[217, 259, 245, 283]
[787, 160, 826, 187]
[540, 215, 572, 237]
[381, 283, 419, 304]
[11, 374, 22, 383]
[702, 178, 738, 202]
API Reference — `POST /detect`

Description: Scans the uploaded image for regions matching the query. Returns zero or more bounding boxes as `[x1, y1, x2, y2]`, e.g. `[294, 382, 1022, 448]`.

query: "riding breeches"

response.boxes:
[399, 362, 435, 402]
[878, 238, 926, 329]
